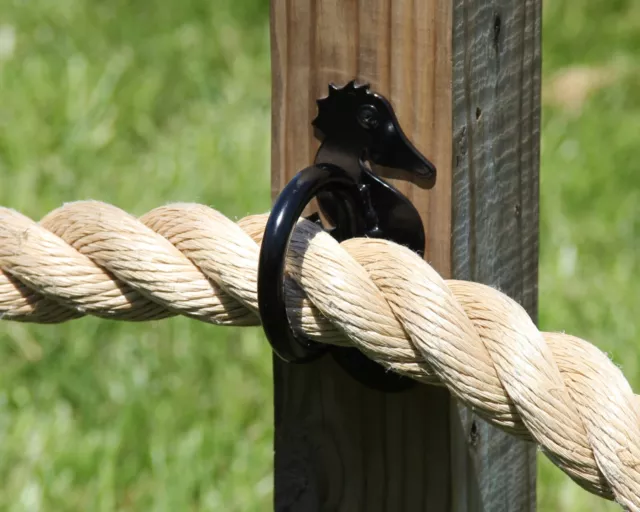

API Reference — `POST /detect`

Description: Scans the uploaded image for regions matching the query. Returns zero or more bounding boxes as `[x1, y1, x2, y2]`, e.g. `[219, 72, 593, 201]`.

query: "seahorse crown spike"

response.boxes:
[312, 81, 373, 137]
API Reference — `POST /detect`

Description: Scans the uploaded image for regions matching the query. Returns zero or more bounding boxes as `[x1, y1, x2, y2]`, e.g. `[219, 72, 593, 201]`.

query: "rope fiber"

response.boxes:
[1, 200, 639, 509]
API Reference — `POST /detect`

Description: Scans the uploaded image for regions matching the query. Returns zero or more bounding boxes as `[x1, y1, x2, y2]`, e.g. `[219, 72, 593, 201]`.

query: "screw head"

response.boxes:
[357, 104, 380, 130]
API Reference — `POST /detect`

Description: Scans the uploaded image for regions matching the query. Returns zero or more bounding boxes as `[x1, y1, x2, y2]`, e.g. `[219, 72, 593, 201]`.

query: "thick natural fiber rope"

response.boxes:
[1, 201, 639, 509]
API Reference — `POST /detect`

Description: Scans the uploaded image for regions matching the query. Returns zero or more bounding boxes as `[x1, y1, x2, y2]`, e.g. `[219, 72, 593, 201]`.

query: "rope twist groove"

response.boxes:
[1, 201, 639, 509]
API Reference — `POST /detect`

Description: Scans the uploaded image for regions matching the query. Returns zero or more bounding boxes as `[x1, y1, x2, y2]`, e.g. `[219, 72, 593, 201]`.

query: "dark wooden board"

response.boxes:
[270, 0, 540, 509]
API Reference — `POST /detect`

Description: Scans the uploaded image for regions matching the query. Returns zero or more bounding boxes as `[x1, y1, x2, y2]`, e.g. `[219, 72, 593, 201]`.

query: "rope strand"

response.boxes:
[1, 200, 639, 509]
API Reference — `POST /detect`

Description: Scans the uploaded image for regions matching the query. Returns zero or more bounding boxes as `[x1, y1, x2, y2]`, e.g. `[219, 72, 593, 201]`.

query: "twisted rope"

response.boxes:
[1, 201, 639, 509]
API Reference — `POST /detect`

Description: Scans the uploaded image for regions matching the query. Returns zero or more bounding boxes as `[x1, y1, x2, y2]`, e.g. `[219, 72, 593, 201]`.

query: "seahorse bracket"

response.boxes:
[258, 80, 436, 392]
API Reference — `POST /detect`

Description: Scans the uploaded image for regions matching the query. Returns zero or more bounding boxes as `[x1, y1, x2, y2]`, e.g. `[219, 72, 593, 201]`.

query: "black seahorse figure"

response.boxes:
[311, 80, 436, 255]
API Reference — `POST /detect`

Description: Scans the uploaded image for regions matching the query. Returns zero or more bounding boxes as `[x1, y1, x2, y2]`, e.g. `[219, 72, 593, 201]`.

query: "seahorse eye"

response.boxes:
[356, 104, 380, 130]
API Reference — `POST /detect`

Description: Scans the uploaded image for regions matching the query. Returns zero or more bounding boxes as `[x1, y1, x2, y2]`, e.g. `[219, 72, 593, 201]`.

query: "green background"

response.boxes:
[0, 0, 638, 510]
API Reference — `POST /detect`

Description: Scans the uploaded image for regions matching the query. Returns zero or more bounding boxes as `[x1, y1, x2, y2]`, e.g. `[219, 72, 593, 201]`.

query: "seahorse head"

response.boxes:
[313, 81, 435, 180]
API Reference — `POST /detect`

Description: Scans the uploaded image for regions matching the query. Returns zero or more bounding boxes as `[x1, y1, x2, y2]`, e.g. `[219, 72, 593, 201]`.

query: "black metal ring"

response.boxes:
[257, 164, 362, 363]
[258, 164, 416, 392]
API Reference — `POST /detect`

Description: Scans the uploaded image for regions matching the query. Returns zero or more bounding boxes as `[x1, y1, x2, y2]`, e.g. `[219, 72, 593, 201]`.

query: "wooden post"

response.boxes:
[270, 0, 540, 510]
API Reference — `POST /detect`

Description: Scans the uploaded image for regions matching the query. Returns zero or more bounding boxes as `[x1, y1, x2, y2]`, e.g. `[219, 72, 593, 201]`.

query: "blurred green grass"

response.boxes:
[0, 0, 638, 510]
[0, 1, 273, 510]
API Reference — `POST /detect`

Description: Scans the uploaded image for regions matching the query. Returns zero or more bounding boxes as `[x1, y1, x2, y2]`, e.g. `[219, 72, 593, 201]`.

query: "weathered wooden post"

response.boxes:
[270, 0, 540, 509]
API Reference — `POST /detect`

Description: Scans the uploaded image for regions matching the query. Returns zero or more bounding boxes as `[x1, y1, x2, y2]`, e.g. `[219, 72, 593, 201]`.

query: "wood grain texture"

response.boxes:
[450, 0, 540, 510]
[270, 0, 540, 509]
[271, 0, 452, 267]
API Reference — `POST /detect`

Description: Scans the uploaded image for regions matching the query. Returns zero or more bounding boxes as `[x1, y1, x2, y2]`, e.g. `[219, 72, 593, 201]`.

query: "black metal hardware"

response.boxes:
[258, 81, 436, 392]
[257, 164, 362, 363]
[313, 81, 435, 253]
